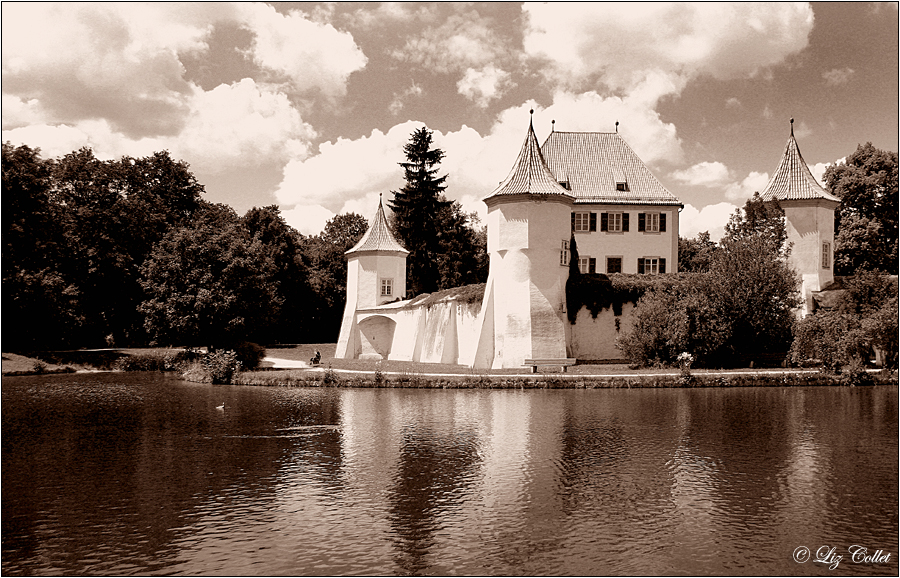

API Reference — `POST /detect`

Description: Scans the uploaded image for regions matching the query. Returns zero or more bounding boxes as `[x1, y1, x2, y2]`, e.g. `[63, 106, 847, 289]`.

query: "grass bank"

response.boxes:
[235, 366, 898, 389]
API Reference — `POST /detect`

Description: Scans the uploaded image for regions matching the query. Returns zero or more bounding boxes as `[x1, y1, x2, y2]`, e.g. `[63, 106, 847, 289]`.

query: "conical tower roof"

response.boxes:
[760, 120, 840, 204]
[484, 112, 574, 203]
[346, 196, 409, 256]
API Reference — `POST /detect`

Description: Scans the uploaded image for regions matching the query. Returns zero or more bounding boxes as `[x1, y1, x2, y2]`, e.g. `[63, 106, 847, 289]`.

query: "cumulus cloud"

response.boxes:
[2, 3, 361, 175]
[822, 67, 855, 86]
[670, 161, 732, 187]
[522, 3, 814, 100]
[234, 3, 367, 98]
[680, 202, 740, 242]
[457, 65, 514, 108]
[2, 3, 211, 138]
[726, 97, 741, 108]
[724, 171, 771, 201]
[3, 79, 318, 175]
[175, 79, 317, 173]
[809, 157, 845, 185]
[388, 81, 424, 115]
[390, 9, 515, 105]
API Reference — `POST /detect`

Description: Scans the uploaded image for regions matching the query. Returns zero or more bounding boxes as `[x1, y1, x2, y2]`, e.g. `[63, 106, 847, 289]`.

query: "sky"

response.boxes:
[3, 2, 898, 240]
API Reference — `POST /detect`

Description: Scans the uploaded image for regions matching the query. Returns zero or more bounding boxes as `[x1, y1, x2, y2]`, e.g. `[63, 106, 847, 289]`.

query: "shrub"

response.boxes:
[234, 341, 266, 370]
[32, 359, 47, 374]
[203, 350, 241, 384]
[841, 359, 875, 387]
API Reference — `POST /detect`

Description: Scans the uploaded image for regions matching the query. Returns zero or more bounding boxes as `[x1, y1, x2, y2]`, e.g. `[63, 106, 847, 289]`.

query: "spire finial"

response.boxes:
[615, 120, 619, 133]
[790, 117, 794, 136]
[551, 119, 555, 132]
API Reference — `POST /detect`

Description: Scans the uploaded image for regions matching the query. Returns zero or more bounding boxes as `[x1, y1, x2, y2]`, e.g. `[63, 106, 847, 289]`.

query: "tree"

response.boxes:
[791, 272, 898, 369]
[48, 148, 204, 346]
[434, 202, 489, 290]
[2, 143, 84, 349]
[707, 234, 800, 364]
[678, 231, 717, 272]
[139, 203, 279, 349]
[723, 192, 788, 258]
[388, 127, 451, 295]
[301, 212, 368, 341]
[825, 143, 898, 274]
[619, 234, 800, 368]
[243, 205, 314, 344]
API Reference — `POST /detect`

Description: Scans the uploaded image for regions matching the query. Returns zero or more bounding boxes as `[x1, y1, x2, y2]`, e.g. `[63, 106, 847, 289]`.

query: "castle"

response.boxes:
[335, 115, 833, 368]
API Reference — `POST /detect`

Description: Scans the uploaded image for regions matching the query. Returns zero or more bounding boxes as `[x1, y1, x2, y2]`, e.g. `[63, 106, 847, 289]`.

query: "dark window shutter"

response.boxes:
[638, 213, 646, 232]
[589, 258, 596, 273]
[600, 212, 609, 232]
[660, 258, 666, 274]
[571, 212, 576, 232]
[638, 258, 645, 274]
[660, 212, 666, 232]
[589, 212, 597, 232]
[622, 212, 629, 232]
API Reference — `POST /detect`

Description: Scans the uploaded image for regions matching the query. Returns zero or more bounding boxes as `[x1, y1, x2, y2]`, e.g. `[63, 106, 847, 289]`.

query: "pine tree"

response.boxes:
[388, 127, 451, 295]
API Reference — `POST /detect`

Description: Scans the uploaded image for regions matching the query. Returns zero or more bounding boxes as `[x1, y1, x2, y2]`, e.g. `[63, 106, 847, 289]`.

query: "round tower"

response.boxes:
[471, 112, 575, 369]
[335, 197, 408, 359]
[760, 119, 841, 317]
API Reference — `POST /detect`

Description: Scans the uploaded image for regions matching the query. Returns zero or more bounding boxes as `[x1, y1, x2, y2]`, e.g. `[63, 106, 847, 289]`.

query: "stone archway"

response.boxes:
[357, 315, 397, 360]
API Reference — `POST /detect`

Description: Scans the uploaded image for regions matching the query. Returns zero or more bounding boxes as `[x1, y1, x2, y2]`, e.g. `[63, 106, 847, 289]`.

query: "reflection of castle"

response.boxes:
[335, 115, 834, 367]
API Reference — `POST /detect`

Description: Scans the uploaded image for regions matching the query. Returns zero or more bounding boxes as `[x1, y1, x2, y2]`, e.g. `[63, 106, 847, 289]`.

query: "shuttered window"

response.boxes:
[601, 212, 624, 232]
[638, 212, 666, 233]
[638, 257, 666, 275]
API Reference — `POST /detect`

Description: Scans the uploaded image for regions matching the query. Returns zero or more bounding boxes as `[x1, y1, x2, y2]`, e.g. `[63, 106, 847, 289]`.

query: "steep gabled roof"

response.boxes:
[346, 197, 409, 256]
[540, 131, 681, 206]
[484, 115, 574, 203]
[760, 122, 841, 203]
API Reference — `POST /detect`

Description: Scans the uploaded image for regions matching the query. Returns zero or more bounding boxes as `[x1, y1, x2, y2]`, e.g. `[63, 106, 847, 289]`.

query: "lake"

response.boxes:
[2, 373, 897, 575]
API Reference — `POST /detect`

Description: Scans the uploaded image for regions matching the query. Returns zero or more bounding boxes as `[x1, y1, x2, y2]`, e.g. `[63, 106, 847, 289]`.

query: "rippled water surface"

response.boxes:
[2, 373, 897, 575]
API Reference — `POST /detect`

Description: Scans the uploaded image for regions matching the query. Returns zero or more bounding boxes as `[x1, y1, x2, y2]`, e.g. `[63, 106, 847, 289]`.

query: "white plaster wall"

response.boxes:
[455, 302, 484, 365]
[783, 201, 836, 293]
[485, 198, 571, 368]
[569, 303, 636, 361]
[573, 205, 679, 273]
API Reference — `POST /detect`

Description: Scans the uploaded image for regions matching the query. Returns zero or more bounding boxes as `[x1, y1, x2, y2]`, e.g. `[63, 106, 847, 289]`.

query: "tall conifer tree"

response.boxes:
[388, 127, 450, 295]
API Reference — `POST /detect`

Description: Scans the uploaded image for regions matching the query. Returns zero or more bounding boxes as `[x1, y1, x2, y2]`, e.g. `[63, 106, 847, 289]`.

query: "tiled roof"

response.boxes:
[541, 131, 681, 206]
[484, 118, 574, 202]
[760, 128, 840, 203]
[346, 197, 409, 256]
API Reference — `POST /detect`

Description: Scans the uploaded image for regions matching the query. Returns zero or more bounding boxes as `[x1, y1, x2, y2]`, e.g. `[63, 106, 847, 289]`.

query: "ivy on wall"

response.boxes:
[566, 273, 692, 323]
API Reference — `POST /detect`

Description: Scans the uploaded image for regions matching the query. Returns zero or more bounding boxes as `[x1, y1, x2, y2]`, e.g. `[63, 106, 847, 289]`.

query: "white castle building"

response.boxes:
[335, 115, 833, 367]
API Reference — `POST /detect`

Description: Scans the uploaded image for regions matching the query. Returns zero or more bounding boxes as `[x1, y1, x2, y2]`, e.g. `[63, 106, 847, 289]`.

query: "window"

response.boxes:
[573, 212, 594, 232]
[381, 278, 393, 297]
[578, 257, 596, 274]
[638, 212, 666, 233]
[600, 212, 628, 233]
[822, 242, 831, 269]
[560, 240, 569, 266]
[616, 181, 627, 191]
[559, 181, 570, 190]
[606, 257, 622, 274]
[638, 257, 666, 275]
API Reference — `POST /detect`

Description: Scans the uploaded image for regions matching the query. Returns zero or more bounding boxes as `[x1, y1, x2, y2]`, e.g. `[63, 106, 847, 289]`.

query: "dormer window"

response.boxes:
[559, 181, 570, 190]
[616, 181, 628, 192]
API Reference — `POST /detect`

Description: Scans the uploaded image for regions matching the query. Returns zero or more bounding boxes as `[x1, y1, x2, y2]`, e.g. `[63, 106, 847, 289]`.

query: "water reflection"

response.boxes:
[2, 375, 897, 576]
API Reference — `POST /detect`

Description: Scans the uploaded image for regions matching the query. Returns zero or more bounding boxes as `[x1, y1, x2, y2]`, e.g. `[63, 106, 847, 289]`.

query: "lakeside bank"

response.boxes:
[4, 347, 896, 388]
